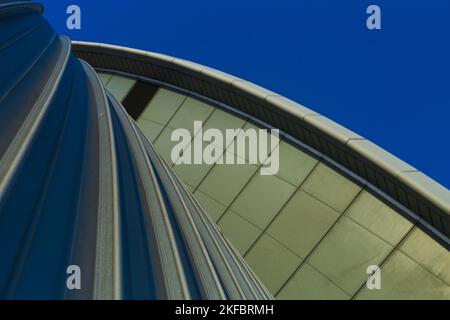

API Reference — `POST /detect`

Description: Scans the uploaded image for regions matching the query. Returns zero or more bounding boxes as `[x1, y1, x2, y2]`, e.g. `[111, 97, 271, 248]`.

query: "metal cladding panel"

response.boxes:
[0, 1, 271, 300]
[72, 42, 450, 245]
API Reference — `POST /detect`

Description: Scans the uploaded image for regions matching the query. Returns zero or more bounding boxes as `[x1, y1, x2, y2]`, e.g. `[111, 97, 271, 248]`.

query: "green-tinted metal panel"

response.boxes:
[277, 263, 349, 300]
[356, 251, 450, 300]
[197, 157, 258, 207]
[200, 108, 247, 148]
[193, 190, 227, 221]
[231, 174, 296, 230]
[308, 217, 392, 294]
[302, 162, 361, 212]
[219, 210, 262, 255]
[167, 97, 214, 136]
[246, 234, 301, 294]
[275, 141, 318, 186]
[345, 191, 414, 246]
[267, 190, 340, 258]
[105, 76, 135, 101]
[173, 161, 213, 189]
[153, 127, 179, 164]
[136, 118, 164, 143]
[138, 88, 186, 125]
[171, 132, 224, 188]
[225, 122, 277, 163]
[105, 76, 449, 300]
[98, 72, 112, 85]
[400, 228, 450, 284]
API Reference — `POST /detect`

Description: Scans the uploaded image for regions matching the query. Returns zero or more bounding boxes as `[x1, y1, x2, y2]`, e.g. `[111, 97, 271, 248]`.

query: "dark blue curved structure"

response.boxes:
[0, 1, 272, 299]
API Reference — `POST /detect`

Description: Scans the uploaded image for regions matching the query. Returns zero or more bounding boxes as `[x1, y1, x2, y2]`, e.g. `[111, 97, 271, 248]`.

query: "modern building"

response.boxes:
[0, 1, 449, 299]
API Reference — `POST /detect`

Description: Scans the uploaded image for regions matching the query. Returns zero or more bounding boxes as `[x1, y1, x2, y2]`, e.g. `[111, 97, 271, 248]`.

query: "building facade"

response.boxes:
[0, 0, 448, 299]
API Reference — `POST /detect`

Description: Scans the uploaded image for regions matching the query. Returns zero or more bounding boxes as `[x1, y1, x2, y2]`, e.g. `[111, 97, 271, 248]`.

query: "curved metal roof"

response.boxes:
[0, 1, 272, 299]
[72, 41, 450, 246]
[0, 0, 448, 301]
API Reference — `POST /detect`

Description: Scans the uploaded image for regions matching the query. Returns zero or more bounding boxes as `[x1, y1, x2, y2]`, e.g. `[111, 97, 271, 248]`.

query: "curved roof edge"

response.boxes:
[71, 41, 450, 243]
[0, 1, 42, 15]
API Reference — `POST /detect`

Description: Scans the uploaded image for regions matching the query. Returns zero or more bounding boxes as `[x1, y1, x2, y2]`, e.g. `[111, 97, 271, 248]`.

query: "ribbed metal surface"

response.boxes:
[0, 1, 272, 299]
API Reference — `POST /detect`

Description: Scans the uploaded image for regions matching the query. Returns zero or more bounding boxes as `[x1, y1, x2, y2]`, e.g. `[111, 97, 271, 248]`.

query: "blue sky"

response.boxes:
[40, 0, 450, 188]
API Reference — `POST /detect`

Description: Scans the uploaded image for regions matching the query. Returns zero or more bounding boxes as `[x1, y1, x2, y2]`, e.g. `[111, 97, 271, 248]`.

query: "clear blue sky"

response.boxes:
[40, 0, 450, 188]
